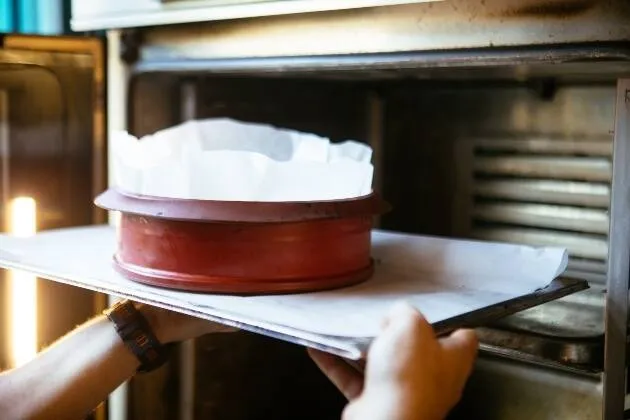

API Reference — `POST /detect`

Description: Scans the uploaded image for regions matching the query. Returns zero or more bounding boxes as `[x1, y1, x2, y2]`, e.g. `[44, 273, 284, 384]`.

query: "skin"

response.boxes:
[0, 302, 476, 420]
[309, 302, 479, 420]
[0, 304, 233, 420]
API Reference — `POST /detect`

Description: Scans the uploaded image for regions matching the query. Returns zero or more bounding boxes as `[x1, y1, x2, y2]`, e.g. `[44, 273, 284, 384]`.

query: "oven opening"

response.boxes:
[125, 64, 615, 418]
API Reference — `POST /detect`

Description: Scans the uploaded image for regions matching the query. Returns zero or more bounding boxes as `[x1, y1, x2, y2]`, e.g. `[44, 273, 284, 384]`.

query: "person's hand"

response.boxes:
[308, 303, 478, 420]
[136, 303, 238, 344]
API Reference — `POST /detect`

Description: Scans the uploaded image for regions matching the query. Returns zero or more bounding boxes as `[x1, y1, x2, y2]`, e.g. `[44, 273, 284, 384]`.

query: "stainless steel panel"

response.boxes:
[378, 84, 615, 273]
[451, 356, 602, 420]
[474, 137, 613, 157]
[179, 82, 197, 420]
[603, 79, 630, 420]
[134, 51, 630, 83]
[472, 227, 608, 260]
[125, 0, 630, 60]
[563, 271, 607, 284]
[467, 98, 614, 279]
[567, 259, 608, 275]
[474, 156, 612, 182]
[474, 180, 610, 208]
[478, 331, 601, 367]
[473, 203, 609, 235]
[492, 284, 605, 339]
[475, 281, 604, 369]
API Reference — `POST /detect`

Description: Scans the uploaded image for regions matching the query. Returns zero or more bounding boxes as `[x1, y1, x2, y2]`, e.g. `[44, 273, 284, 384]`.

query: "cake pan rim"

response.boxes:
[95, 187, 390, 223]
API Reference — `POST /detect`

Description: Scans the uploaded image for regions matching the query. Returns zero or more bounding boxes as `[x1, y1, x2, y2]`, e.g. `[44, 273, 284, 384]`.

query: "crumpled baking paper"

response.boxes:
[112, 118, 374, 202]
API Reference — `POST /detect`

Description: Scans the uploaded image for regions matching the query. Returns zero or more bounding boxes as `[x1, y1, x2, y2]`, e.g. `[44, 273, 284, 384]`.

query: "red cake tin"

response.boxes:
[95, 188, 389, 295]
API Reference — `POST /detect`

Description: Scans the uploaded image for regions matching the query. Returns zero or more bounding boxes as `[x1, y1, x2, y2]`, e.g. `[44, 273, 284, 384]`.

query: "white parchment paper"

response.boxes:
[112, 118, 374, 201]
[0, 226, 567, 339]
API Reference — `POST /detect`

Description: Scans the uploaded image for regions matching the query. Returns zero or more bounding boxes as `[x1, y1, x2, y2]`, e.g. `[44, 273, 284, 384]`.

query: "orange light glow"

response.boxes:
[7, 197, 38, 368]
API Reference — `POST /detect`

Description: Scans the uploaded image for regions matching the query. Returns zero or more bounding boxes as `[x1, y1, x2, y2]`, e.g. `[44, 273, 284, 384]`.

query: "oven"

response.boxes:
[15, 0, 629, 419]
[119, 69, 620, 420]
[0, 33, 106, 366]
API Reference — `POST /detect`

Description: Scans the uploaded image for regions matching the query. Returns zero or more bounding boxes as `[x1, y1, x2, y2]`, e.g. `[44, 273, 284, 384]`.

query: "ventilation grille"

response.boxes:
[470, 136, 612, 283]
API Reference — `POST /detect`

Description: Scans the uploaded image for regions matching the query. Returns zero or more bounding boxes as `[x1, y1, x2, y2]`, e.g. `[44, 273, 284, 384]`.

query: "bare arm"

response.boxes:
[0, 304, 231, 420]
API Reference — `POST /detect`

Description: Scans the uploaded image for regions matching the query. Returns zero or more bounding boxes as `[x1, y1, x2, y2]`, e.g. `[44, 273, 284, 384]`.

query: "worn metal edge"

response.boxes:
[432, 278, 589, 336]
[133, 43, 630, 75]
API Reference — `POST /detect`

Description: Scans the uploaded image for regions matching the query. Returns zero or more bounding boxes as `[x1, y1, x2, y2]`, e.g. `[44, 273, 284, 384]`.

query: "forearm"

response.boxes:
[0, 314, 138, 420]
[0, 302, 232, 420]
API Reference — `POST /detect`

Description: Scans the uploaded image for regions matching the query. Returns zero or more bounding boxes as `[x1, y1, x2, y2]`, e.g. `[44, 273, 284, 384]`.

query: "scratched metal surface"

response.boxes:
[130, 0, 630, 61]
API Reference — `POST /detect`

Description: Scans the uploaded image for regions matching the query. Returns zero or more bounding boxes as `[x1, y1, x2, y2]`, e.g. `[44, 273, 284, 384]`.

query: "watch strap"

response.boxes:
[104, 300, 173, 373]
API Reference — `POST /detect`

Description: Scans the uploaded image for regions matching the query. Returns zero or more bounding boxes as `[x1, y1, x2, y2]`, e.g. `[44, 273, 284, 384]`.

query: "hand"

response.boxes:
[136, 303, 238, 344]
[309, 303, 478, 420]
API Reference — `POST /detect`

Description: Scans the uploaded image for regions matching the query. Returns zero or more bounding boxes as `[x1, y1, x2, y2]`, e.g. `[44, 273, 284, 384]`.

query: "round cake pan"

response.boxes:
[95, 188, 389, 295]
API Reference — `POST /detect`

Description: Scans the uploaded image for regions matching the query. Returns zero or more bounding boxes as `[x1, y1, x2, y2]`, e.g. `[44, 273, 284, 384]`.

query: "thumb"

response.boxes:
[439, 329, 478, 384]
[441, 329, 478, 361]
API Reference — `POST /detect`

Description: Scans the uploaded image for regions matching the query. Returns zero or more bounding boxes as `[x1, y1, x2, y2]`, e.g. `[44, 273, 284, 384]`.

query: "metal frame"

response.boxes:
[106, 29, 131, 420]
[134, 43, 630, 76]
[75, 0, 630, 54]
[178, 81, 197, 420]
[604, 79, 630, 420]
[115, 15, 630, 414]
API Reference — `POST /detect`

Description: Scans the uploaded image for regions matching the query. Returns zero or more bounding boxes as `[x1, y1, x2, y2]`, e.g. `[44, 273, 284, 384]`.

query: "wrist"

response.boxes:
[351, 388, 432, 420]
[105, 300, 174, 373]
[134, 303, 174, 344]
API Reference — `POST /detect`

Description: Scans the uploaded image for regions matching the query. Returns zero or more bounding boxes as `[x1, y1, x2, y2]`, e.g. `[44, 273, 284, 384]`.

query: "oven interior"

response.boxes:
[125, 57, 620, 419]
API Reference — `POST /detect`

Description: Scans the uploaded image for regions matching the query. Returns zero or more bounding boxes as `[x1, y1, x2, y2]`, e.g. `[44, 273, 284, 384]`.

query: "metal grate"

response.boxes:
[470, 136, 612, 283]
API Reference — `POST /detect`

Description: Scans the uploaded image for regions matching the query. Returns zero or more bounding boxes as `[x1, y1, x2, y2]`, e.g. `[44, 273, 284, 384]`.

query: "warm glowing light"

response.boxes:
[7, 197, 38, 368]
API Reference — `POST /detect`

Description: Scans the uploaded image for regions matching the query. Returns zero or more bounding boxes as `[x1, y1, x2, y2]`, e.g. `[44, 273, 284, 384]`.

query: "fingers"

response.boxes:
[365, 302, 436, 384]
[373, 302, 434, 351]
[308, 348, 364, 400]
[441, 329, 478, 356]
[338, 304, 478, 420]
[439, 329, 478, 377]
[437, 329, 478, 407]
[388, 302, 434, 335]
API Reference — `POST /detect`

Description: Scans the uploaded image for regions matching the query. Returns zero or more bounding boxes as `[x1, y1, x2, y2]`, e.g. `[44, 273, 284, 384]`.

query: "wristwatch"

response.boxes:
[104, 300, 173, 373]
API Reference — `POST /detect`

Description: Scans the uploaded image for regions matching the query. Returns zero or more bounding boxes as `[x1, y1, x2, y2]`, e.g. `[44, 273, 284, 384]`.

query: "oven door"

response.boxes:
[0, 34, 106, 378]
